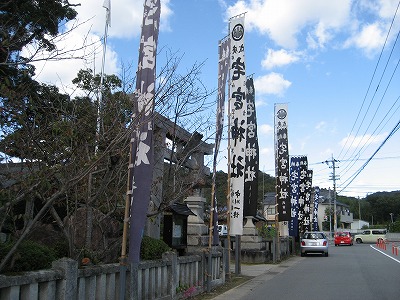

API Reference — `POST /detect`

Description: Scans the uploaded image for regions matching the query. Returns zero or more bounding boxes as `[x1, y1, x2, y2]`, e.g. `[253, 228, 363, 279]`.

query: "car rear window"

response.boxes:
[304, 233, 325, 239]
[337, 232, 350, 237]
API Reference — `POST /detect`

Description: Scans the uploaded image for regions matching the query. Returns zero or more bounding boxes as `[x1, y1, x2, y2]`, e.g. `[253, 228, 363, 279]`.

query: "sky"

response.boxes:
[26, 0, 400, 199]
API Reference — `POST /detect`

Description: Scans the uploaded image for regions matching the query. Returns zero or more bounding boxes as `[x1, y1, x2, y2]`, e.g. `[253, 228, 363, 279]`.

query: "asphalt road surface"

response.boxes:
[222, 243, 400, 300]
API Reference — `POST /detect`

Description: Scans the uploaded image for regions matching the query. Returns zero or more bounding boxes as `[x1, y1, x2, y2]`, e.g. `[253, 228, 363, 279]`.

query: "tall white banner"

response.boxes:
[228, 15, 246, 236]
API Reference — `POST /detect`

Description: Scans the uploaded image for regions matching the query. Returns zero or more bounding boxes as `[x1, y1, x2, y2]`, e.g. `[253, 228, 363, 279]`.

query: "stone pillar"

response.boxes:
[241, 217, 263, 250]
[163, 252, 178, 299]
[184, 190, 208, 252]
[279, 221, 289, 237]
[52, 258, 78, 300]
[240, 217, 270, 263]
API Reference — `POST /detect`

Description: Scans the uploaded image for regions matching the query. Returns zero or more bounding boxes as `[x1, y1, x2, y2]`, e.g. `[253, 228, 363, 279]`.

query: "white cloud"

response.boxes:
[68, 0, 144, 40]
[254, 73, 291, 96]
[226, 0, 352, 49]
[226, 0, 398, 55]
[359, 0, 399, 19]
[24, 0, 172, 94]
[340, 133, 387, 149]
[315, 121, 327, 132]
[73, 0, 172, 39]
[306, 33, 319, 50]
[255, 98, 268, 108]
[342, 0, 399, 55]
[344, 23, 387, 56]
[26, 28, 107, 95]
[160, 0, 174, 32]
[261, 49, 302, 69]
[314, 22, 333, 48]
[306, 21, 337, 50]
[260, 146, 273, 156]
[259, 124, 274, 135]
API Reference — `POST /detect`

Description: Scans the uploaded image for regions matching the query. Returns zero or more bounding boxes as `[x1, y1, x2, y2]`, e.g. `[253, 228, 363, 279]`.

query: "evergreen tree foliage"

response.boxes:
[0, 0, 78, 88]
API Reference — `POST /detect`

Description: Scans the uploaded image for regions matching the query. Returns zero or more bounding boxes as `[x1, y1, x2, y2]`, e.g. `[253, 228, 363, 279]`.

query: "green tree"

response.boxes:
[0, 69, 132, 271]
[322, 207, 333, 231]
[258, 171, 275, 209]
[366, 191, 400, 225]
[0, 1, 223, 272]
[0, 0, 78, 90]
[390, 220, 400, 233]
[0, 54, 216, 272]
[337, 195, 373, 223]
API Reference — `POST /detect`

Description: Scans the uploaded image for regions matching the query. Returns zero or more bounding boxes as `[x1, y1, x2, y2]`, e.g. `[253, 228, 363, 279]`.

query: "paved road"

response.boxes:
[214, 243, 400, 300]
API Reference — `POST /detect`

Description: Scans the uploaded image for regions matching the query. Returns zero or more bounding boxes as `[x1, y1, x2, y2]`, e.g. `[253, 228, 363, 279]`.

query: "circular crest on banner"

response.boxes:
[277, 108, 287, 119]
[232, 24, 244, 41]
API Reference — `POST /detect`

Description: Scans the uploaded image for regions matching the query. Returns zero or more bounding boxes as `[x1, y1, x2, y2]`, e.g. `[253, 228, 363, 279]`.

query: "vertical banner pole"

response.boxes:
[209, 37, 230, 248]
[125, 0, 161, 264]
[228, 12, 247, 275]
[304, 169, 313, 232]
[298, 156, 308, 236]
[226, 74, 232, 280]
[289, 156, 300, 238]
[235, 235, 241, 275]
[313, 187, 320, 231]
[274, 103, 290, 261]
[244, 76, 259, 218]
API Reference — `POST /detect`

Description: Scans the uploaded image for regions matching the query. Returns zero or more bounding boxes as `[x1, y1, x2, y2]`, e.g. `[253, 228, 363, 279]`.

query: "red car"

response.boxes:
[334, 231, 353, 246]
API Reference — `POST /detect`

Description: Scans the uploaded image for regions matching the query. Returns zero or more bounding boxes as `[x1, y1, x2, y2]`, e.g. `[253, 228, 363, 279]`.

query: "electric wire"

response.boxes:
[338, 74, 400, 179]
[335, 2, 400, 195]
[337, 0, 400, 160]
[339, 26, 400, 174]
[338, 119, 400, 194]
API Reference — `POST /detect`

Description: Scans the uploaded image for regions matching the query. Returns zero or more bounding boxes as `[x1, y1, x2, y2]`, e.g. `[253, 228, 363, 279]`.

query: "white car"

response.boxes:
[354, 229, 386, 244]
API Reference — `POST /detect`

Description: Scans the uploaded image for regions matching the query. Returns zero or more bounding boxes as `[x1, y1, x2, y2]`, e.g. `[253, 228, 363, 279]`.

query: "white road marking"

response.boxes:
[370, 245, 400, 264]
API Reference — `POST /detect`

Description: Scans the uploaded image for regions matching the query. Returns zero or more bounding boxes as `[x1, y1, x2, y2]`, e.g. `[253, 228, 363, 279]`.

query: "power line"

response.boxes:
[338, 93, 400, 179]
[338, 0, 400, 160]
[337, 2, 400, 190]
[339, 28, 400, 176]
[338, 119, 400, 194]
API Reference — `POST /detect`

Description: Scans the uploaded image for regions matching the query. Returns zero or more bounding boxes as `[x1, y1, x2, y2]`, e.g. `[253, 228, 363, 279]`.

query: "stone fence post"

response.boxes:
[163, 251, 178, 299]
[52, 258, 78, 300]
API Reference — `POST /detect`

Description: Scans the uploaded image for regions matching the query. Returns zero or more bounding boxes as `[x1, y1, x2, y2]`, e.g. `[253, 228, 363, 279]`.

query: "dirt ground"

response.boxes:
[192, 275, 253, 300]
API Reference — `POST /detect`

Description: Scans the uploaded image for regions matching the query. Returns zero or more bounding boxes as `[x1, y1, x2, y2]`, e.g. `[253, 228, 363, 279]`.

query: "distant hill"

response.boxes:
[203, 170, 399, 226]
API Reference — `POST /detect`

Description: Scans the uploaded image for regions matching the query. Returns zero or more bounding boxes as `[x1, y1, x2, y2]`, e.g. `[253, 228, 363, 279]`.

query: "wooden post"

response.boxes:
[235, 235, 241, 275]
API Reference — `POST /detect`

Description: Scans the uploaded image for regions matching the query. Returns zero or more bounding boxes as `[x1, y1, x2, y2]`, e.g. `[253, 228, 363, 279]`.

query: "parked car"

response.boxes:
[354, 229, 387, 244]
[334, 231, 353, 246]
[300, 231, 329, 257]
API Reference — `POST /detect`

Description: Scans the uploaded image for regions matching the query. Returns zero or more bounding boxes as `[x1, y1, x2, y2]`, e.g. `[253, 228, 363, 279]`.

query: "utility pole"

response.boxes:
[358, 197, 361, 230]
[328, 188, 332, 238]
[325, 155, 339, 234]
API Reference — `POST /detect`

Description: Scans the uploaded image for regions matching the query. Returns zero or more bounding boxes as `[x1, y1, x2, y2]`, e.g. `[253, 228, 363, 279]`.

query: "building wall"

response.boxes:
[351, 219, 370, 230]
[317, 202, 354, 231]
[263, 203, 276, 225]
